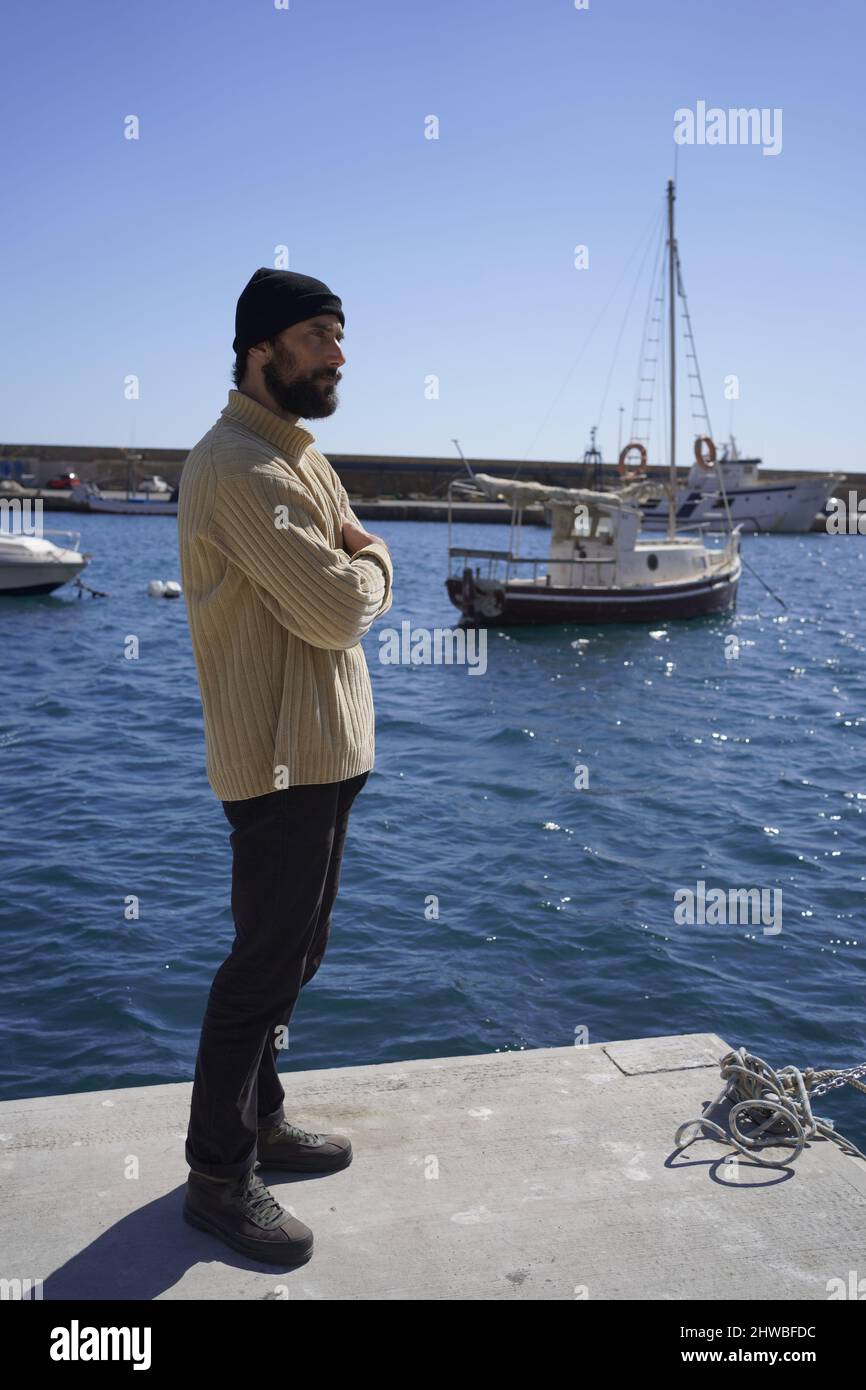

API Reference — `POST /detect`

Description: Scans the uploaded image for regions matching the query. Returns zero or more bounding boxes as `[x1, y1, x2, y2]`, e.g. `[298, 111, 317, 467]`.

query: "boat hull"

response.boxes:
[640, 476, 843, 534]
[0, 557, 87, 595]
[446, 567, 739, 625]
[86, 497, 177, 516]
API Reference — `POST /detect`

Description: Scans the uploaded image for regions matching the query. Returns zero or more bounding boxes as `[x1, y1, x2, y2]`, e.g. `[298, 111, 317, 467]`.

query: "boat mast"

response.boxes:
[667, 177, 676, 542]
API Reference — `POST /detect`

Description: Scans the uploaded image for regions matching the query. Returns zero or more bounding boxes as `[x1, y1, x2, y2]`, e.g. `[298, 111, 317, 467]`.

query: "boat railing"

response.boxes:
[448, 545, 616, 589]
[448, 545, 547, 586]
[42, 529, 83, 550]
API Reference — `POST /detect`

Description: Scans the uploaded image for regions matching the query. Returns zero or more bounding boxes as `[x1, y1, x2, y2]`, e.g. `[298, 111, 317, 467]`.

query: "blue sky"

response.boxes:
[1, 0, 862, 471]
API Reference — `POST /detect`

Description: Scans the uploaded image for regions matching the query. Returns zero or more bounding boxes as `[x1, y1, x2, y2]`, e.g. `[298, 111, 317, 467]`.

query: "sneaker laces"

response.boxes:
[238, 1169, 291, 1228]
[265, 1120, 324, 1146]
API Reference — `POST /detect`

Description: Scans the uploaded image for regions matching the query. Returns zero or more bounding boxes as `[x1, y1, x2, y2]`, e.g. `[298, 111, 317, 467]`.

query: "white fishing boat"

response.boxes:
[446, 473, 740, 624]
[445, 179, 741, 626]
[0, 531, 89, 595]
[71, 480, 177, 516]
[637, 435, 843, 534]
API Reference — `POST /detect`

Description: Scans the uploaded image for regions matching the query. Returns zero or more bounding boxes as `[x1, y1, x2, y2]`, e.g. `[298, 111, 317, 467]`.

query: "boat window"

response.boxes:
[567, 503, 617, 544]
[646, 553, 659, 570]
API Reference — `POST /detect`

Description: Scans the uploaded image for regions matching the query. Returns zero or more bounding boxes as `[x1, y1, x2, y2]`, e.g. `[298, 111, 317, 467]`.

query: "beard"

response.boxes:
[262, 340, 339, 419]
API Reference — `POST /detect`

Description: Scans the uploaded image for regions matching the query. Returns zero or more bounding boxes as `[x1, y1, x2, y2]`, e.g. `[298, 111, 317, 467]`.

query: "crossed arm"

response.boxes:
[207, 466, 393, 650]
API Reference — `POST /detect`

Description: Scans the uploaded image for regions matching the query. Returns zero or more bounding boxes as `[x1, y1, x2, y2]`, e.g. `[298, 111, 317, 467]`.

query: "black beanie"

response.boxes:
[232, 268, 344, 354]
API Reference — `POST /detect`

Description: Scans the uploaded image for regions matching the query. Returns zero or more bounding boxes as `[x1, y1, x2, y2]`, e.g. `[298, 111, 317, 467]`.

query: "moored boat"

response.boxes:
[446, 473, 740, 624]
[0, 531, 90, 596]
[445, 178, 742, 626]
[637, 436, 843, 534]
[70, 481, 177, 516]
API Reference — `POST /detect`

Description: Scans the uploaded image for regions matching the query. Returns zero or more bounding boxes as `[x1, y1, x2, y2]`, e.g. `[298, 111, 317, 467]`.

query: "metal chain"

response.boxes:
[675, 1046, 866, 1168]
[807, 1062, 866, 1099]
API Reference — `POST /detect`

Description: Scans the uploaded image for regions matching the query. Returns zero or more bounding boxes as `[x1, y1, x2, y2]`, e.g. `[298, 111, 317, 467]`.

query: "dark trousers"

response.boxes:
[185, 769, 370, 1180]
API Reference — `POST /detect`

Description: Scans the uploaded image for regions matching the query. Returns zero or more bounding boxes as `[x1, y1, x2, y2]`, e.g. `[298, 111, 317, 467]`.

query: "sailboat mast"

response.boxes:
[667, 177, 676, 542]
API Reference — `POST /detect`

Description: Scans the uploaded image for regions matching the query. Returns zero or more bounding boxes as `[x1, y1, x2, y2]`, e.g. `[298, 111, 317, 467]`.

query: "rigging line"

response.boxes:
[676, 250, 713, 438]
[740, 546, 788, 609]
[513, 201, 665, 480]
[674, 243, 736, 535]
[644, 214, 670, 469]
[630, 218, 667, 444]
[596, 208, 665, 445]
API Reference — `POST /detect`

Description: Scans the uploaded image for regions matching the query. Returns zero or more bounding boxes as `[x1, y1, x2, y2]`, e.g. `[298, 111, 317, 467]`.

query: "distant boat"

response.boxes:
[637, 435, 843, 534]
[446, 180, 742, 626]
[0, 531, 89, 595]
[138, 474, 172, 495]
[71, 481, 177, 516]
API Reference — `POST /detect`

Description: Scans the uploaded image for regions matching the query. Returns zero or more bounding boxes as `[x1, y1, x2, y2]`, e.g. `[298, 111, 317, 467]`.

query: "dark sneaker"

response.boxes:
[183, 1166, 313, 1266]
[257, 1119, 353, 1174]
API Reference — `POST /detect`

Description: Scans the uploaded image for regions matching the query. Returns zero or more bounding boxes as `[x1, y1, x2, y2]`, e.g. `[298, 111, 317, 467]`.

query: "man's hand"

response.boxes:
[341, 516, 388, 555]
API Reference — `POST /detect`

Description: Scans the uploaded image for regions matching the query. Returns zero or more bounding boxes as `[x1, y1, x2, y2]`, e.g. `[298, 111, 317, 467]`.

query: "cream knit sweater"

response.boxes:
[178, 389, 393, 800]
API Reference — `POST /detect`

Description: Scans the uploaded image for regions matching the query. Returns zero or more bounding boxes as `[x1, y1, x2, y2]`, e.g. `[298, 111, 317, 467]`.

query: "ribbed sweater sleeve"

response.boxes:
[208, 465, 393, 650]
[338, 481, 363, 530]
[337, 481, 393, 620]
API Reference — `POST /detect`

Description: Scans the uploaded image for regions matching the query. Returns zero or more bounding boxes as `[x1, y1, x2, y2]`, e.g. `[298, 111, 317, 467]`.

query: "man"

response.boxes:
[177, 268, 393, 1266]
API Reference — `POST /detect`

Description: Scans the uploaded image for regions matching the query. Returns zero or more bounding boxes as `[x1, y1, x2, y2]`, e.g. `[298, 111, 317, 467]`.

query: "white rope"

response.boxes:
[674, 1046, 866, 1168]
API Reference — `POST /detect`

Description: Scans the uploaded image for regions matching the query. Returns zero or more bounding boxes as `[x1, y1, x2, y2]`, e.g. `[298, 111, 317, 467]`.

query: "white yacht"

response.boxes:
[638, 436, 843, 534]
[0, 531, 90, 595]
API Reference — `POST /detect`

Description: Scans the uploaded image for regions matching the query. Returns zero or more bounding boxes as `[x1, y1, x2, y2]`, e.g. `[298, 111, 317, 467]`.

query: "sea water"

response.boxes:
[2, 516, 864, 1147]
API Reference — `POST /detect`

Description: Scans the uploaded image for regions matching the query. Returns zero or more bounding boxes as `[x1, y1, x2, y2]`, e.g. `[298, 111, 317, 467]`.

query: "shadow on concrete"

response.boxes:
[666, 1093, 799, 1187]
[42, 1173, 328, 1300]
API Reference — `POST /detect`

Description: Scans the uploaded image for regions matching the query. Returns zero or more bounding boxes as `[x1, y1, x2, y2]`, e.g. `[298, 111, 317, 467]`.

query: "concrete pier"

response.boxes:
[2, 1033, 865, 1301]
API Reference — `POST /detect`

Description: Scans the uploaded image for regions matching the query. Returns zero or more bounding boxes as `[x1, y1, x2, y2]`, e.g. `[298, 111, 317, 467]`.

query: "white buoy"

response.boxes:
[147, 580, 166, 598]
[163, 581, 182, 599]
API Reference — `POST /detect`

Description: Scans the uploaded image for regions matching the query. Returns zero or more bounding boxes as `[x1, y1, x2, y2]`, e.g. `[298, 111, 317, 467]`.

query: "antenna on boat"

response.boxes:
[451, 438, 476, 481]
[580, 426, 604, 491]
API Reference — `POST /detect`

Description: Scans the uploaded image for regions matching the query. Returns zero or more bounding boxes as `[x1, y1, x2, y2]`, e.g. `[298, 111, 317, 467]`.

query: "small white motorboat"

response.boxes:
[0, 531, 90, 595]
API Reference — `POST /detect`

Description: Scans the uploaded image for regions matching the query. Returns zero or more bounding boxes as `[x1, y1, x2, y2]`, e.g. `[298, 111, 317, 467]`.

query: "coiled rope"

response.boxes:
[674, 1046, 866, 1167]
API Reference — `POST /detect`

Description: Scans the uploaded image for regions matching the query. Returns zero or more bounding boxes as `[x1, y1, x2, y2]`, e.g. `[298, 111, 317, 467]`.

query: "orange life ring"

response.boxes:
[618, 442, 648, 479]
[694, 436, 716, 469]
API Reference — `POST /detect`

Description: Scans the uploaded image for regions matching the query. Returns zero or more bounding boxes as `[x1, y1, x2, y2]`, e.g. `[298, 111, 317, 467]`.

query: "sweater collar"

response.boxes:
[221, 389, 316, 459]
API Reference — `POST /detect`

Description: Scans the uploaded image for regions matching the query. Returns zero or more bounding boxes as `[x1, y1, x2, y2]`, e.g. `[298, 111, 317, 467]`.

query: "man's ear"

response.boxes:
[247, 340, 272, 371]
